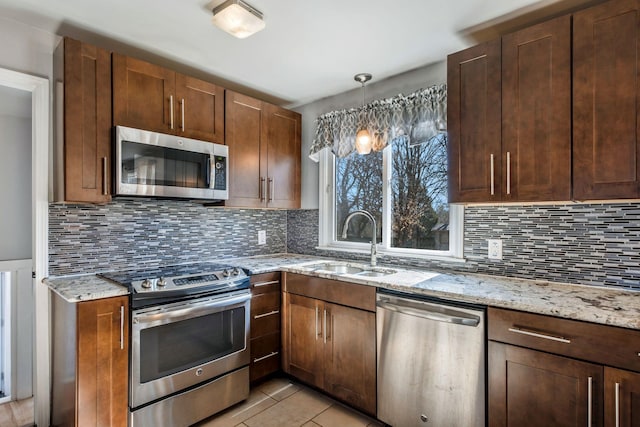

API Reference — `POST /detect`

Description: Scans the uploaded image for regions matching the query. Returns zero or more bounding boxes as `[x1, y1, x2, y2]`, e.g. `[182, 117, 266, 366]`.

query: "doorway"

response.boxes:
[0, 68, 49, 427]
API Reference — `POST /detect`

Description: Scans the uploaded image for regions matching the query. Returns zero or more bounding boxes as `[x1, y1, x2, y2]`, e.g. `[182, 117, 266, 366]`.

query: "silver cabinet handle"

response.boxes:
[254, 310, 279, 319]
[615, 382, 620, 427]
[169, 95, 174, 130]
[120, 305, 124, 350]
[506, 151, 511, 195]
[102, 157, 108, 195]
[268, 177, 274, 202]
[253, 351, 278, 363]
[588, 376, 593, 427]
[253, 280, 279, 288]
[181, 98, 185, 132]
[260, 177, 266, 202]
[490, 154, 495, 196]
[315, 305, 319, 340]
[323, 309, 328, 344]
[508, 327, 571, 343]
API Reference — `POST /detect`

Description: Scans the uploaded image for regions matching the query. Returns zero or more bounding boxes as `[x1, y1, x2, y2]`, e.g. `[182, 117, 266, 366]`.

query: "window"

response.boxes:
[319, 133, 463, 260]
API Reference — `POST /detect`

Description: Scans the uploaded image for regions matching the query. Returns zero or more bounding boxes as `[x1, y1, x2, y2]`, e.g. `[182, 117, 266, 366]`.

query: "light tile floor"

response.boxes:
[194, 377, 384, 427]
[0, 397, 34, 427]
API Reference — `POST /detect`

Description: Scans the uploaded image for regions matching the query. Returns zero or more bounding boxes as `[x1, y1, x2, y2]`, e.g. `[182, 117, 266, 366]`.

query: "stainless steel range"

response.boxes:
[100, 262, 251, 427]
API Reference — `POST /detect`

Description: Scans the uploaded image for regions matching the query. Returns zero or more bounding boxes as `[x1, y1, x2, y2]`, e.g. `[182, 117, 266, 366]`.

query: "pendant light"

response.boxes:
[354, 73, 373, 155]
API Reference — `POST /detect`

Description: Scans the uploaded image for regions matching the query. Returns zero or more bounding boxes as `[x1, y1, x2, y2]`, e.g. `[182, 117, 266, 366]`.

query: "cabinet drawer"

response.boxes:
[251, 308, 280, 339]
[283, 273, 376, 312]
[250, 332, 280, 382]
[251, 272, 281, 296]
[251, 292, 280, 317]
[488, 307, 640, 372]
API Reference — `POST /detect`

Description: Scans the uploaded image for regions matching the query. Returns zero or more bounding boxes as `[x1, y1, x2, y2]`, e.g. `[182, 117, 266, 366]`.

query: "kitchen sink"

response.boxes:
[307, 262, 364, 274]
[305, 262, 397, 277]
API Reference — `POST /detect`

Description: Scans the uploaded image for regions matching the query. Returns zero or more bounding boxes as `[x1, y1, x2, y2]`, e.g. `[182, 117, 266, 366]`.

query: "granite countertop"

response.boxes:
[44, 253, 640, 330]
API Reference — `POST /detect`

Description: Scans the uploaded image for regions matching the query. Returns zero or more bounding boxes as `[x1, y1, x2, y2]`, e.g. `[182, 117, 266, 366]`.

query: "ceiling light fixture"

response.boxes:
[354, 73, 373, 155]
[212, 0, 266, 39]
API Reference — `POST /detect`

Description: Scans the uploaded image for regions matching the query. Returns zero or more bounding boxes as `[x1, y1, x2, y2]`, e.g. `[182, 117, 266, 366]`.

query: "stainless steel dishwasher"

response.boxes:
[376, 290, 486, 426]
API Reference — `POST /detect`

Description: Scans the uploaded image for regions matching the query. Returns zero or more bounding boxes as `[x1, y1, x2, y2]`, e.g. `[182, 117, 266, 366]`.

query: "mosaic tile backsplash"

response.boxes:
[49, 198, 286, 276]
[287, 204, 640, 291]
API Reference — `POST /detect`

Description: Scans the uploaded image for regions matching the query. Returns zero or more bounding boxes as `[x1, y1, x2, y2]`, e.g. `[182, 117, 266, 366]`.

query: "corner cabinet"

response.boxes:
[52, 294, 129, 427]
[225, 91, 301, 209]
[282, 273, 376, 415]
[488, 307, 640, 427]
[448, 15, 571, 203]
[112, 54, 224, 143]
[573, 0, 640, 200]
[54, 37, 112, 203]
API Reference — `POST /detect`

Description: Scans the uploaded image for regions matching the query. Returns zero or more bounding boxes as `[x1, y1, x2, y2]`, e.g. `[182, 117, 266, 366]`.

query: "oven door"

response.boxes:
[130, 290, 250, 408]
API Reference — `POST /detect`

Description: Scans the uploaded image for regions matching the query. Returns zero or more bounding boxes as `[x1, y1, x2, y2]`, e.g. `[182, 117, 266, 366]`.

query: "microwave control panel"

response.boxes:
[213, 156, 227, 191]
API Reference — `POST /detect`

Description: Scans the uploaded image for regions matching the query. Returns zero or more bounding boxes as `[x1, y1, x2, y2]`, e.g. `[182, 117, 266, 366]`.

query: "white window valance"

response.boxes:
[309, 84, 447, 162]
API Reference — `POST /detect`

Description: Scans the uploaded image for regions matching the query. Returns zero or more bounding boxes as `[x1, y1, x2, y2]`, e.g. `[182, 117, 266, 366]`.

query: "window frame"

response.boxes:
[317, 147, 465, 261]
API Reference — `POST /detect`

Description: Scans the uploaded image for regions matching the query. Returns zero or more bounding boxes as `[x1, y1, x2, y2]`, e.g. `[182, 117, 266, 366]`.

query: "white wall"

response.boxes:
[294, 60, 447, 209]
[0, 108, 32, 260]
[0, 17, 58, 79]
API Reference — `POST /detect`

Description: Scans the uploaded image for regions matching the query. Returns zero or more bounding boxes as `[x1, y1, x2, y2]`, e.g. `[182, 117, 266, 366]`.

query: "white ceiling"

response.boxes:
[0, 0, 554, 106]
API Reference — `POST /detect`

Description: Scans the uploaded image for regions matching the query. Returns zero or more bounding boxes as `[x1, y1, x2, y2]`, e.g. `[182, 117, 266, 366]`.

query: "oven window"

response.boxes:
[139, 307, 245, 383]
[121, 140, 209, 189]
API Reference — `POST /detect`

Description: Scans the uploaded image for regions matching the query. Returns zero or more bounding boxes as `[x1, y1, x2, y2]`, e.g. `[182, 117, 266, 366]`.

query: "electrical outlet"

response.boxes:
[487, 239, 503, 260]
[258, 230, 266, 245]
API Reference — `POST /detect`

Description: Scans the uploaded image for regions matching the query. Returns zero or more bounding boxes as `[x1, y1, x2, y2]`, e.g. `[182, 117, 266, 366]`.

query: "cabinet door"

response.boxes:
[264, 104, 301, 209]
[605, 367, 640, 427]
[282, 293, 323, 388]
[447, 39, 502, 202]
[323, 302, 376, 415]
[112, 54, 175, 134]
[77, 296, 129, 427]
[175, 73, 224, 143]
[573, 0, 640, 200]
[502, 15, 571, 201]
[225, 91, 266, 207]
[63, 38, 112, 203]
[489, 341, 603, 427]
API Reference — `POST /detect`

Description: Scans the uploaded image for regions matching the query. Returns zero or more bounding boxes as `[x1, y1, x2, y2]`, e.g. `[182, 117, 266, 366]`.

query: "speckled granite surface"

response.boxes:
[45, 253, 640, 330]
[45, 275, 128, 302]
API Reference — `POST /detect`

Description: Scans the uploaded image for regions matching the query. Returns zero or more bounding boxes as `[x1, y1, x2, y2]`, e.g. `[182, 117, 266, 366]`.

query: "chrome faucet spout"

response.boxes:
[341, 210, 377, 267]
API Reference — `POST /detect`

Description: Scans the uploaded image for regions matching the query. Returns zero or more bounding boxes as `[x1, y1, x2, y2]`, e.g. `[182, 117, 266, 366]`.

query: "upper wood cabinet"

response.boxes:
[54, 37, 112, 203]
[502, 15, 572, 201]
[573, 0, 640, 200]
[225, 91, 301, 209]
[112, 54, 224, 143]
[448, 16, 571, 203]
[447, 39, 502, 203]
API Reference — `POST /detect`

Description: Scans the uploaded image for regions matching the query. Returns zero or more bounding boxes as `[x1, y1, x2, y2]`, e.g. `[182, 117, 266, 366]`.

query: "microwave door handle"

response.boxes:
[208, 156, 215, 189]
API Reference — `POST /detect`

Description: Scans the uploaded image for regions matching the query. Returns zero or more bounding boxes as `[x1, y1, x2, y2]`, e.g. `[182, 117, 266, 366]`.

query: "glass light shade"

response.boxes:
[355, 129, 372, 155]
[212, 0, 266, 39]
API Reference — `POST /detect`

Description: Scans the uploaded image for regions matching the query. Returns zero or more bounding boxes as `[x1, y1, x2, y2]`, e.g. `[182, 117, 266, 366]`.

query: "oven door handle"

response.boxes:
[134, 293, 251, 325]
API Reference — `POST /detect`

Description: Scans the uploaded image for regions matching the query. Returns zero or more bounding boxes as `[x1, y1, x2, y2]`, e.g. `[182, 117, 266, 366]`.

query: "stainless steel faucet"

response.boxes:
[341, 210, 377, 267]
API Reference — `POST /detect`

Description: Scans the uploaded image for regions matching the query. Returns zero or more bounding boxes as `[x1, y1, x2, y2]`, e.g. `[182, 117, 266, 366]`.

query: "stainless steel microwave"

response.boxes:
[115, 126, 228, 201]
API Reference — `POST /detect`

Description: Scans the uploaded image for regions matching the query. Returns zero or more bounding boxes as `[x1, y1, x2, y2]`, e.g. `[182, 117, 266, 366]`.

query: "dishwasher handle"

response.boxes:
[377, 297, 481, 327]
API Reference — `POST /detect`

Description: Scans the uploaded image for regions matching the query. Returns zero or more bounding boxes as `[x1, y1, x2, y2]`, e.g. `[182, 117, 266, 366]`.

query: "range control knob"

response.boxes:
[232, 267, 241, 276]
[141, 279, 152, 289]
[222, 269, 230, 278]
[157, 277, 167, 287]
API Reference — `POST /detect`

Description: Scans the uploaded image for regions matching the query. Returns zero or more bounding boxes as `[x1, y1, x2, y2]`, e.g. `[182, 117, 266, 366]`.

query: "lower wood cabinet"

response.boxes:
[488, 307, 640, 427]
[52, 294, 129, 427]
[250, 272, 282, 382]
[282, 273, 376, 415]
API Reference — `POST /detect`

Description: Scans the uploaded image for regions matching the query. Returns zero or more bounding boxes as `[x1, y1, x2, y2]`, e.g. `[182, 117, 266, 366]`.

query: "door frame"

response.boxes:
[0, 67, 50, 427]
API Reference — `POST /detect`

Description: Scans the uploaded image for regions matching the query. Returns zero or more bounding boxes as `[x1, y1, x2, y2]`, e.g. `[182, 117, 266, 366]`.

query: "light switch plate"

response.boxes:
[487, 239, 503, 260]
[258, 230, 266, 245]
